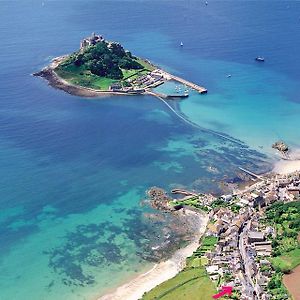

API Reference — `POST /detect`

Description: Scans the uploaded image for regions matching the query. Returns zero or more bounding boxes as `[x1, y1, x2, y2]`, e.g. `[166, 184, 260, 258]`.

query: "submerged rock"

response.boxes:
[147, 187, 173, 211]
[272, 141, 289, 153]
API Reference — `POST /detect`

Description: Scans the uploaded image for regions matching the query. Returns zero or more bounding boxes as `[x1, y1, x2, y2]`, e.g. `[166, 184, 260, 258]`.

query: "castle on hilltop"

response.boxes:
[80, 33, 104, 49]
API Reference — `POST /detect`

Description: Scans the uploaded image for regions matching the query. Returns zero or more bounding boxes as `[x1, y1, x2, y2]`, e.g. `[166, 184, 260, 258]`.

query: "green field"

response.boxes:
[271, 248, 300, 273]
[142, 235, 217, 300]
[142, 267, 216, 300]
[136, 58, 156, 71]
[55, 62, 153, 90]
[55, 64, 116, 90]
[193, 236, 218, 257]
[171, 197, 209, 212]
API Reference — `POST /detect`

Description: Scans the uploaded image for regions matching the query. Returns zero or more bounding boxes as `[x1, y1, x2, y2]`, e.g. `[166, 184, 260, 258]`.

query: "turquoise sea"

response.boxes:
[1, 1, 300, 299]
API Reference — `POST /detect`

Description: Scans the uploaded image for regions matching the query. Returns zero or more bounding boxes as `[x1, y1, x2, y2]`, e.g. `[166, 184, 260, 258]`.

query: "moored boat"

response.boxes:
[255, 56, 265, 62]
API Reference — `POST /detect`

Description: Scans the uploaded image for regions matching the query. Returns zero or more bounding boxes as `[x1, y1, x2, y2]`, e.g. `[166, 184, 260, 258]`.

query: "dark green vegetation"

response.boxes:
[172, 196, 209, 212]
[142, 236, 217, 300]
[172, 196, 241, 214]
[267, 271, 290, 300]
[271, 248, 300, 273]
[210, 198, 241, 213]
[192, 236, 218, 258]
[266, 201, 300, 270]
[265, 201, 300, 299]
[55, 41, 154, 90]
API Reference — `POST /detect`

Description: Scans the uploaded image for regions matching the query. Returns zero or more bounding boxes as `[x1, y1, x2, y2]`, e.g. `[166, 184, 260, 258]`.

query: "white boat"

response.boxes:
[255, 56, 265, 62]
[180, 41, 184, 47]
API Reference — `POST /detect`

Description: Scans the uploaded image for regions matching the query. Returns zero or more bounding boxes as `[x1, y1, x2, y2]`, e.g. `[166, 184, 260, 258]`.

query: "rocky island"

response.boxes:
[34, 33, 207, 98]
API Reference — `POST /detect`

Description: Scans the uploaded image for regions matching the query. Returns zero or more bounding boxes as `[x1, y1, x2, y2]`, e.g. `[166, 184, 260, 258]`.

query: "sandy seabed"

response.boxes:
[98, 211, 209, 300]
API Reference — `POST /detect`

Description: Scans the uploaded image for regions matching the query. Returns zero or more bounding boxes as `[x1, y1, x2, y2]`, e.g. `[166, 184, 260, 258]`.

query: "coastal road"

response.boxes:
[238, 221, 257, 300]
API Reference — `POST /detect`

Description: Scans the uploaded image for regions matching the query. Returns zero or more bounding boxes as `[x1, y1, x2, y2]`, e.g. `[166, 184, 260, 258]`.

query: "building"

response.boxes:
[221, 194, 232, 202]
[287, 186, 300, 199]
[206, 265, 219, 274]
[253, 241, 272, 256]
[248, 231, 265, 243]
[252, 193, 266, 208]
[109, 83, 122, 91]
[80, 32, 104, 49]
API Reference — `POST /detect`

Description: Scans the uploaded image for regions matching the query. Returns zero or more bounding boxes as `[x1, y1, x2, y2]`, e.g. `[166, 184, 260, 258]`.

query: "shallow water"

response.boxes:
[1, 1, 300, 299]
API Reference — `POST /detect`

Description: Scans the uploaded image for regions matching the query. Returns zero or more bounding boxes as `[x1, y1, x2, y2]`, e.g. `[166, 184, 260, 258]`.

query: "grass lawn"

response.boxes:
[55, 65, 116, 90]
[142, 267, 216, 300]
[271, 248, 300, 272]
[121, 68, 141, 79]
[54, 56, 156, 90]
[136, 58, 156, 71]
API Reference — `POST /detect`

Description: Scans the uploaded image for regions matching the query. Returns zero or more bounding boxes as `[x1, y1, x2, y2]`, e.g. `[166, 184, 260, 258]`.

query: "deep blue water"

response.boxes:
[0, 1, 300, 299]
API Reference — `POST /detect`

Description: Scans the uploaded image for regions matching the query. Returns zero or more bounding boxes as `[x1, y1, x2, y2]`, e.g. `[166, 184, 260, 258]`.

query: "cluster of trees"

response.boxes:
[267, 271, 290, 299]
[63, 41, 143, 79]
[210, 198, 241, 213]
[266, 201, 300, 256]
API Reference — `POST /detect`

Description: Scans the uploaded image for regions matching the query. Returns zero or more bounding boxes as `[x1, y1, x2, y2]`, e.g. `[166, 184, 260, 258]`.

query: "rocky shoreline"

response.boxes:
[33, 66, 139, 98]
[98, 208, 209, 300]
[135, 187, 207, 262]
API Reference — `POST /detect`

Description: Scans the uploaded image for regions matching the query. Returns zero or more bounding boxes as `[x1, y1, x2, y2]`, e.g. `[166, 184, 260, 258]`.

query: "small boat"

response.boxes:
[227, 74, 232, 78]
[180, 41, 184, 47]
[166, 93, 189, 99]
[255, 56, 265, 62]
[205, 1, 208, 5]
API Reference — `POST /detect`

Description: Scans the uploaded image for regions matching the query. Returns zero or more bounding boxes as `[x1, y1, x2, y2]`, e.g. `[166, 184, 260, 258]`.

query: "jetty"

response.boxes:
[145, 90, 189, 100]
[166, 93, 189, 99]
[167, 73, 207, 94]
[238, 167, 263, 180]
[171, 189, 199, 196]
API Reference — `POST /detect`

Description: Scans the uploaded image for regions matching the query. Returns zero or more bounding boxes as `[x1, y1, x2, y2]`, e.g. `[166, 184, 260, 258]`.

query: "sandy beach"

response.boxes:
[272, 149, 300, 175]
[98, 211, 209, 300]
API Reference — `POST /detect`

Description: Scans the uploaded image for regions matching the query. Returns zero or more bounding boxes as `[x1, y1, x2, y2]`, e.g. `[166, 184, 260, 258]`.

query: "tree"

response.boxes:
[89, 61, 106, 77]
[109, 42, 126, 57]
[119, 58, 143, 70]
[109, 65, 122, 79]
[74, 53, 84, 66]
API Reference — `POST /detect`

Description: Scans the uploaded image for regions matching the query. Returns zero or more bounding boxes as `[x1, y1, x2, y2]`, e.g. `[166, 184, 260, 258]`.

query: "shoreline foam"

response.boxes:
[97, 210, 209, 300]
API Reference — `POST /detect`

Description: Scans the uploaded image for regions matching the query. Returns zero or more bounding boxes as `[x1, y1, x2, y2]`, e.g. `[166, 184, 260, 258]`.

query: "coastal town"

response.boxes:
[33, 31, 299, 300]
[146, 167, 300, 300]
[4, 0, 300, 299]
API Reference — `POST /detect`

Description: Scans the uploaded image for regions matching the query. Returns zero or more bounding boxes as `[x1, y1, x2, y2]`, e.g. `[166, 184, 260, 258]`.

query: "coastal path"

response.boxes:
[145, 90, 245, 146]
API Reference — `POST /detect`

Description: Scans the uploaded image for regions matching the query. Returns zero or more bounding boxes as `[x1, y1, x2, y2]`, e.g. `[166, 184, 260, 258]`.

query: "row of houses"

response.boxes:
[203, 171, 300, 299]
[205, 205, 275, 299]
[129, 70, 164, 89]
